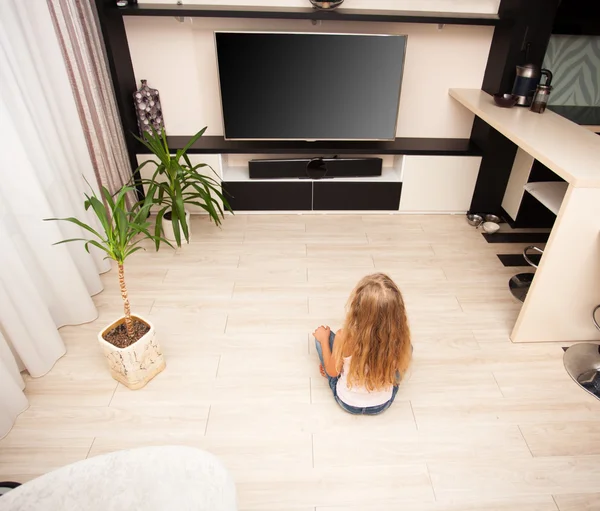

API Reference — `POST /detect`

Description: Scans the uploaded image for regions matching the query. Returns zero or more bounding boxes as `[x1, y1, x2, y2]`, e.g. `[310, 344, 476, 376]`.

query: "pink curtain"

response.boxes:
[47, 0, 135, 205]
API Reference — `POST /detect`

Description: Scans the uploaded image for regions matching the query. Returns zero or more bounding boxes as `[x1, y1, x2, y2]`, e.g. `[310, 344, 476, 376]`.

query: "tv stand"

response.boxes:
[135, 138, 483, 213]
[223, 162, 401, 211]
[132, 135, 483, 212]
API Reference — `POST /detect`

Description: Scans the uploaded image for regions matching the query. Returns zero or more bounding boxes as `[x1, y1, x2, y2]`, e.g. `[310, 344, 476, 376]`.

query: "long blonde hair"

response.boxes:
[334, 273, 411, 391]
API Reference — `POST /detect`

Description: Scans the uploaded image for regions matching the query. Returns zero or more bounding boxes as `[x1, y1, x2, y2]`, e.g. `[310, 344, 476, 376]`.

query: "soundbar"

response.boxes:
[249, 157, 383, 179]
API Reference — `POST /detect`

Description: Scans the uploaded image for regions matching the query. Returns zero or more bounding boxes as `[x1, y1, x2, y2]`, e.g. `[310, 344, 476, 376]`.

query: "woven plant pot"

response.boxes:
[97, 314, 165, 390]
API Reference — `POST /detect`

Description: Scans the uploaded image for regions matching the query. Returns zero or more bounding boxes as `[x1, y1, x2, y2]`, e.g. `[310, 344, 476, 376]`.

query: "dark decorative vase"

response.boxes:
[309, 0, 344, 9]
[133, 79, 164, 136]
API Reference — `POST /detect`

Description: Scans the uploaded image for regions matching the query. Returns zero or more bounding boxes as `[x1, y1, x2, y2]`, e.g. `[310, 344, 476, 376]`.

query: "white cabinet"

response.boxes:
[399, 155, 481, 212]
[501, 148, 534, 221]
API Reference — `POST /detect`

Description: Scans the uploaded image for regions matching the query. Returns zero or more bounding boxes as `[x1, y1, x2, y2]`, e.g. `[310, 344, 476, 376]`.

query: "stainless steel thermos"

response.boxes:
[511, 64, 553, 107]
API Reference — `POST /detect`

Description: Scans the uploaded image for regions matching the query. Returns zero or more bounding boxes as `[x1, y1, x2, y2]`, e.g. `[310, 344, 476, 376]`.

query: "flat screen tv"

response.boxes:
[215, 32, 407, 141]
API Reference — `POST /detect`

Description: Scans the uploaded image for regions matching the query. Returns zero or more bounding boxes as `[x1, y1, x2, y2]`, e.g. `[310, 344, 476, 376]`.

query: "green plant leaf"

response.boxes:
[137, 127, 170, 167]
[124, 246, 145, 257]
[154, 207, 168, 250]
[175, 127, 206, 161]
[130, 126, 232, 244]
[84, 239, 116, 259]
[173, 178, 188, 243]
[46, 180, 167, 303]
[200, 182, 219, 221]
[184, 201, 211, 215]
[101, 185, 116, 210]
[133, 131, 159, 155]
[182, 153, 194, 170]
[187, 181, 220, 223]
[53, 237, 96, 246]
[44, 216, 104, 241]
[160, 126, 169, 153]
[169, 205, 182, 247]
[191, 162, 221, 180]
[133, 159, 159, 182]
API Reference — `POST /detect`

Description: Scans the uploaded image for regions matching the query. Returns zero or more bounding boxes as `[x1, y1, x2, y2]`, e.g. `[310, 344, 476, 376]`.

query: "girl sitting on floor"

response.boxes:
[313, 273, 412, 415]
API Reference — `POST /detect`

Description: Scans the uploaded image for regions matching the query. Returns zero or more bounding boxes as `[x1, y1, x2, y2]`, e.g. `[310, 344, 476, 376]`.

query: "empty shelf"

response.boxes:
[524, 181, 568, 215]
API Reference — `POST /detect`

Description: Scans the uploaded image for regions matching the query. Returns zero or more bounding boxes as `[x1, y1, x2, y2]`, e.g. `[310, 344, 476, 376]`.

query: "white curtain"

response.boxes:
[0, 0, 111, 438]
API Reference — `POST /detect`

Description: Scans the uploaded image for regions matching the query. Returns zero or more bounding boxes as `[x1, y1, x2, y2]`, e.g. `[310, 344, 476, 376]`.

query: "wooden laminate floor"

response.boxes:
[2, 214, 599, 510]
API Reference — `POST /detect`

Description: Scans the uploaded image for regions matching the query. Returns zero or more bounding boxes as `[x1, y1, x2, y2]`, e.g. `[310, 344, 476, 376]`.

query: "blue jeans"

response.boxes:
[314, 331, 399, 415]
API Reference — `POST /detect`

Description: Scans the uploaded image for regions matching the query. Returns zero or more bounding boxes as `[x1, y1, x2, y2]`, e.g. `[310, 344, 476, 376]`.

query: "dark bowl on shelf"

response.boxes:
[310, 0, 344, 9]
[493, 93, 518, 108]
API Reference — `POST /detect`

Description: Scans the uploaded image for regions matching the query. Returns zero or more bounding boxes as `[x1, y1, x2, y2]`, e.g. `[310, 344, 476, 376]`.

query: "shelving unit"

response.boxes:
[94, 0, 501, 195]
[94, 1, 523, 214]
[132, 136, 480, 211]
[155, 136, 481, 157]
[115, 4, 500, 26]
[524, 181, 569, 215]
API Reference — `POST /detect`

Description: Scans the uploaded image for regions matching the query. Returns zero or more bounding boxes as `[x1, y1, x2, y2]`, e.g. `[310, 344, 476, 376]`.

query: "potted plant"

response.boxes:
[135, 127, 232, 247]
[45, 184, 169, 390]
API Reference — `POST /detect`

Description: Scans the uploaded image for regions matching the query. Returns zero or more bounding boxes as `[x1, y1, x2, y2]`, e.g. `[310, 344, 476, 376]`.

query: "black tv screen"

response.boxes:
[215, 32, 407, 141]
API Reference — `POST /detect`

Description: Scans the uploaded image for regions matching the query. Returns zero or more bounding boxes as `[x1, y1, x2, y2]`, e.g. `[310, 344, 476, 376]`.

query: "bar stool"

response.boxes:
[562, 305, 600, 401]
[508, 245, 543, 303]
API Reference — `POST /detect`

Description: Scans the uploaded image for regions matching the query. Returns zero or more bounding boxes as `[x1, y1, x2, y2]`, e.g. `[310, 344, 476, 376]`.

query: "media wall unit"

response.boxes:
[95, 1, 559, 214]
[136, 136, 483, 212]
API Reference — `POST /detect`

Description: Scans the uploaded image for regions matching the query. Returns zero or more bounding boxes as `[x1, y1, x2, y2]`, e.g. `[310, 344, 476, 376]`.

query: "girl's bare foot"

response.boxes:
[319, 364, 326, 377]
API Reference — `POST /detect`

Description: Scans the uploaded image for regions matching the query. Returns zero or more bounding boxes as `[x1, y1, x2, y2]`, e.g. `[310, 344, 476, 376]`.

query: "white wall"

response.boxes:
[139, 0, 500, 14]
[124, 16, 493, 138]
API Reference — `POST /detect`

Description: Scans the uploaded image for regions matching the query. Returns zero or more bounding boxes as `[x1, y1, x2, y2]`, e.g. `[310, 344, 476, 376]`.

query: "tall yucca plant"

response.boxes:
[134, 127, 232, 248]
[45, 184, 168, 339]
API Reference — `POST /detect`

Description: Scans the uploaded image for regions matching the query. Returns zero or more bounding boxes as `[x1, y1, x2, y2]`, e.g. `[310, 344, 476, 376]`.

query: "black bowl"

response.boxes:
[493, 93, 518, 108]
[310, 0, 344, 9]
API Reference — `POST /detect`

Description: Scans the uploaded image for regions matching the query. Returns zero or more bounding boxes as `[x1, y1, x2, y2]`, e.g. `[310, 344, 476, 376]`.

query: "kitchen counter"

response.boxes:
[450, 88, 600, 343]
[547, 105, 600, 132]
[449, 88, 600, 187]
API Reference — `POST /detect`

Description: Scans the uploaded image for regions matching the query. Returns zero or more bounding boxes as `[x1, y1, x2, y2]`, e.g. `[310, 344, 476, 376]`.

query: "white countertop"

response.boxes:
[449, 88, 600, 187]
